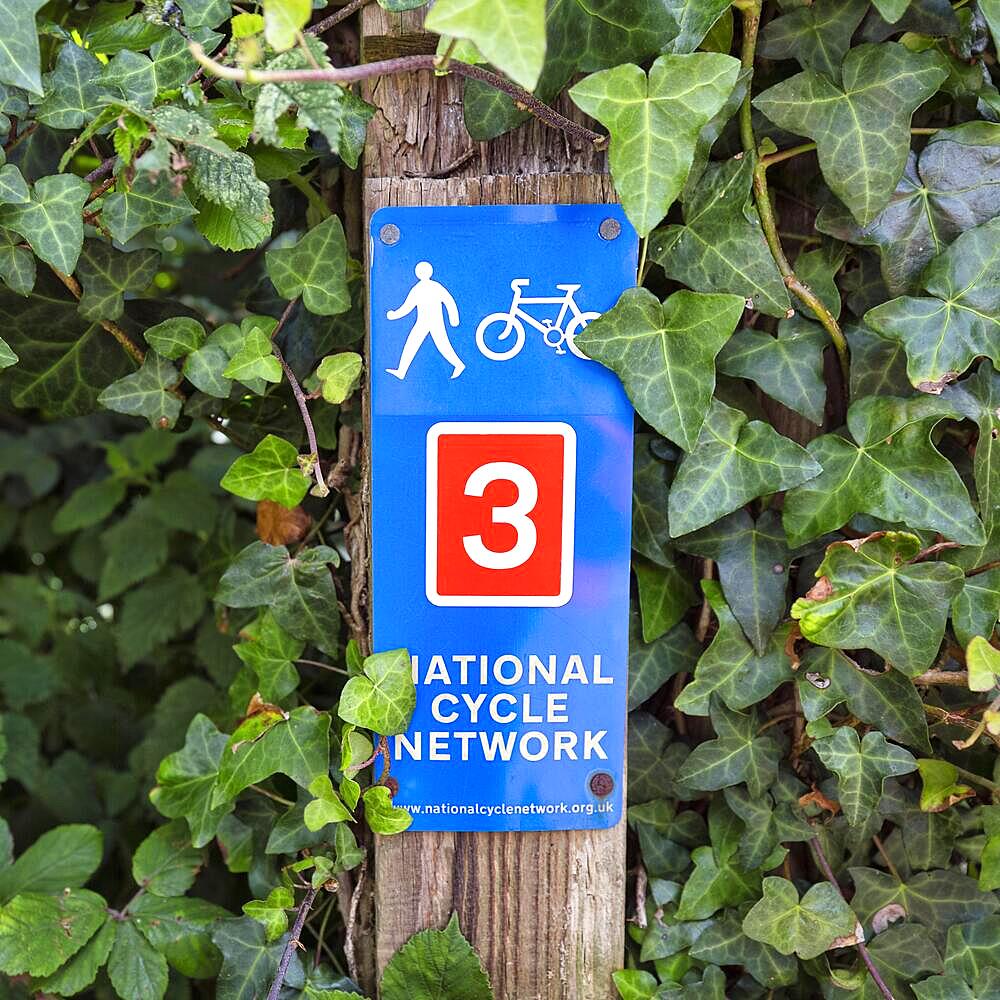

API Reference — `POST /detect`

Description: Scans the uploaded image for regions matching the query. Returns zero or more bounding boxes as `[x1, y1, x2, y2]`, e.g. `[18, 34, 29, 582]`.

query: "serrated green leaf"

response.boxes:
[677, 700, 779, 797]
[759, 0, 868, 80]
[796, 647, 930, 752]
[266, 216, 350, 316]
[652, 157, 789, 317]
[102, 173, 197, 245]
[792, 532, 964, 676]
[76, 243, 159, 322]
[132, 820, 202, 897]
[150, 714, 233, 848]
[426, 0, 546, 90]
[743, 877, 855, 960]
[753, 43, 947, 225]
[130, 894, 227, 980]
[717, 318, 827, 424]
[107, 919, 168, 1000]
[221, 434, 310, 508]
[214, 706, 330, 804]
[0, 889, 107, 977]
[0, 174, 90, 274]
[579, 288, 744, 450]
[812, 727, 916, 825]
[98, 353, 182, 430]
[216, 541, 340, 645]
[338, 648, 415, 736]
[32, 918, 116, 996]
[668, 399, 821, 537]
[116, 567, 206, 667]
[783, 395, 986, 547]
[0, 0, 44, 94]
[865, 219, 1000, 391]
[380, 912, 489, 999]
[570, 53, 740, 236]
[0, 824, 103, 903]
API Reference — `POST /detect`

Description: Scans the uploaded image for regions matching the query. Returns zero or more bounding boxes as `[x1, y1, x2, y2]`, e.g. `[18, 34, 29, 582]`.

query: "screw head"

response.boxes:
[598, 217, 621, 241]
[589, 771, 614, 797]
[379, 223, 401, 246]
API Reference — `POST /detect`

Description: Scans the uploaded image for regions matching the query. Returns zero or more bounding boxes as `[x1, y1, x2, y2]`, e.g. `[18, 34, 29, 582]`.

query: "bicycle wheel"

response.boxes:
[476, 313, 526, 361]
[564, 311, 600, 359]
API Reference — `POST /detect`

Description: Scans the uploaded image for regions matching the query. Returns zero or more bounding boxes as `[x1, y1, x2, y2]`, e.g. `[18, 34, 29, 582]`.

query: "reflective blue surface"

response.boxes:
[370, 204, 637, 831]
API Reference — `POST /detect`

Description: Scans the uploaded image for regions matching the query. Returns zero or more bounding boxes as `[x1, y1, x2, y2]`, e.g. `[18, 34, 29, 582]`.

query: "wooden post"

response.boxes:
[360, 9, 625, 999]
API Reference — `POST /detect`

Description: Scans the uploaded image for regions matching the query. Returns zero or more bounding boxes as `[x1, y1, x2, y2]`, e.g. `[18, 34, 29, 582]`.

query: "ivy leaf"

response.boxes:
[743, 877, 856, 960]
[76, 243, 159, 322]
[759, 0, 869, 81]
[792, 532, 964, 676]
[579, 288, 743, 450]
[150, 714, 233, 848]
[144, 317, 205, 360]
[380, 912, 490, 1000]
[952, 569, 1000, 647]
[222, 324, 282, 385]
[850, 868, 999, 939]
[967, 636, 1000, 692]
[652, 157, 788, 317]
[796, 647, 931, 752]
[213, 705, 330, 804]
[689, 908, 798, 989]
[944, 917, 1000, 983]
[216, 541, 340, 645]
[362, 785, 413, 835]
[183, 322, 246, 398]
[303, 775, 354, 830]
[220, 435, 310, 509]
[0, 174, 90, 274]
[634, 556, 696, 642]
[667, 400, 821, 537]
[212, 918, 305, 1000]
[0, 337, 16, 368]
[32, 919, 116, 997]
[724, 785, 815, 872]
[425, 0, 546, 90]
[678, 509, 799, 654]
[812, 727, 917, 825]
[569, 53, 741, 236]
[665, 0, 731, 53]
[0, 824, 102, 902]
[0, 228, 36, 297]
[673, 846, 762, 922]
[915, 971, 1000, 1000]
[102, 173, 197, 245]
[817, 124, 1000, 296]
[628, 615, 699, 710]
[0, 889, 108, 977]
[948, 362, 1000, 533]
[674, 581, 793, 716]
[107, 919, 168, 1000]
[917, 759, 975, 811]
[132, 820, 202, 897]
[873, 0, 911, 20]
[677, 700, 780, 797]
[338, 648, 415, 736]
[753, 43, 947, 225]
[0, 0, 44, 94]
[242, 886, 293, 943]
[266, 216, 350, 316]
[98, 353, 182, 430]
[314, 353, 363, 404]
[782, 395, 985, 547]
[36, 44, 111, 130]
[865, 218, 1000, 392]
[233, 613, 304, 703]
[717, 318, 828, 425]
[263, 0, 310, 51]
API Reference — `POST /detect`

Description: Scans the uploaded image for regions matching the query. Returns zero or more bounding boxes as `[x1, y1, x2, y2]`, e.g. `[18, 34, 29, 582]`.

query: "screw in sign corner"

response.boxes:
[370, 204, 637, 832]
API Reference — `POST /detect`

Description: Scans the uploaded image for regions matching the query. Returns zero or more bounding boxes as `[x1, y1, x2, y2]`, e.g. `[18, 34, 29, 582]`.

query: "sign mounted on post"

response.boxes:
[370, 204, 637, 832]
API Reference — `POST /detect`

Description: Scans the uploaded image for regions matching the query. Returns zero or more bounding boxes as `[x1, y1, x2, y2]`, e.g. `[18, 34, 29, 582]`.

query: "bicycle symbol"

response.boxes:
[475, 279, 599, 362]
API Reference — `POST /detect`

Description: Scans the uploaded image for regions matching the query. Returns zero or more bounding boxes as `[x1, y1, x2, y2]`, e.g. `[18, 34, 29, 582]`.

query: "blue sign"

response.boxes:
[370, 204, 637, 831]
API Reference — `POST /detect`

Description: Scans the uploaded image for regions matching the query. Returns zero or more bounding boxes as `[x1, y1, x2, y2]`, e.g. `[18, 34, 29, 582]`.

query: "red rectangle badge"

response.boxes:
[426, 422, 576, 607]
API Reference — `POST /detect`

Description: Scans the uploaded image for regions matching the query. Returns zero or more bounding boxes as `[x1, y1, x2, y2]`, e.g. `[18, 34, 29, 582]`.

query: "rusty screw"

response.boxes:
[379, 223, 401, 246]
[598, 217, 621, 241]
[589, 771, 614, 797]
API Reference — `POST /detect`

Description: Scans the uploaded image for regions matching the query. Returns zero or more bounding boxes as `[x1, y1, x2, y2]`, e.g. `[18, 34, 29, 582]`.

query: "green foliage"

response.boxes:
[2, 3, 1000, 999]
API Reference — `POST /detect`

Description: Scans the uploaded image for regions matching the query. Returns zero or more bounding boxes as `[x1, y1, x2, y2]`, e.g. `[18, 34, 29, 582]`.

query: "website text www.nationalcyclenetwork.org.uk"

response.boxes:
[405, 801, 615, 817]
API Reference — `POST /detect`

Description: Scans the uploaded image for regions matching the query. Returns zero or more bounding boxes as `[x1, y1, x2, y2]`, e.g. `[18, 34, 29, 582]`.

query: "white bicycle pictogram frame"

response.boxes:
[475, 279, 599, 361]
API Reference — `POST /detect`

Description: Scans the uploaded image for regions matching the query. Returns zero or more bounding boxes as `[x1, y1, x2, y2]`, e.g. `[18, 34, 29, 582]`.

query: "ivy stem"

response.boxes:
[952, 763, 1000, 798]
[809, 837, 897, 1000]
[760, 142, 816, 168]
[249, 783, 295, 807]
[637, 237, 649, 285]
[872, 834, 901, 881]
[49, 267, 146, 365]
[912, 668, 968, 686]
[267, 886, 319, 1000]
[188, 43, 608, 150]
[736, 2, 850, 386]
[297, 658, 350, 676]
[308, 0, 370, 35]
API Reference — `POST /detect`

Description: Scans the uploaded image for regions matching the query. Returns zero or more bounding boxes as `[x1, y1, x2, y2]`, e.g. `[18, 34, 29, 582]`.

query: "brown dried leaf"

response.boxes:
[256, 499, 311, 546]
